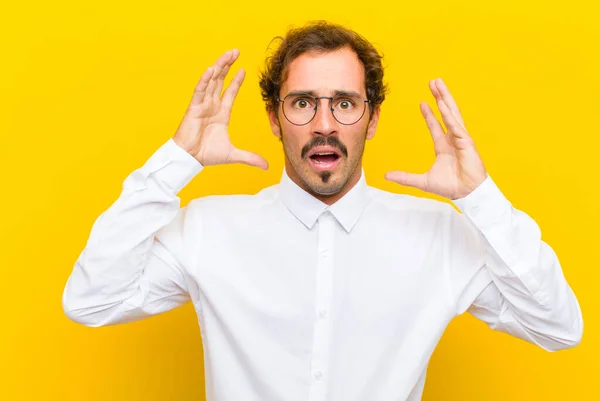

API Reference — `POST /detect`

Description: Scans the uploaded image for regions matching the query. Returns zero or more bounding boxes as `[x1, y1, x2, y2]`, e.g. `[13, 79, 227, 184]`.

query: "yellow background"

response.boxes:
[1, 0, 597, 399]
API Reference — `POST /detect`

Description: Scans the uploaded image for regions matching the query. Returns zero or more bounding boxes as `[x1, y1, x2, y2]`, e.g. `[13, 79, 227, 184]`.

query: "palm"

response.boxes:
[423, 152, 461, 198]
[425, 119, 484, 198]
[386, 78, 487, 200]
[187, 98, 235, 166]
[173, 49, 268, 170]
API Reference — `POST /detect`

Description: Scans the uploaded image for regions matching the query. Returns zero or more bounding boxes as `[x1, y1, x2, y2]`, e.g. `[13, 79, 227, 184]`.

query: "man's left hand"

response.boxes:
[385, 78, 488, 200]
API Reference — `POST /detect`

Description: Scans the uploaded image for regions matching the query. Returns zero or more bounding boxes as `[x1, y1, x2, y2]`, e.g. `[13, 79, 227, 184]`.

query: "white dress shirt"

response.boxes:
[62, 138, 583, 401]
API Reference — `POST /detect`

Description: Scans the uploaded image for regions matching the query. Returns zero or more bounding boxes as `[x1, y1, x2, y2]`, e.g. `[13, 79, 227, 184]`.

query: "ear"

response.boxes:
[366, 106, 380, 140]
[268, 110, 282, 139]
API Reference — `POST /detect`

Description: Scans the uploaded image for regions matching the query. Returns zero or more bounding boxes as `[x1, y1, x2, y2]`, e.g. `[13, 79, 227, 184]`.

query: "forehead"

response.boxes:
[281, 46, 366, 96]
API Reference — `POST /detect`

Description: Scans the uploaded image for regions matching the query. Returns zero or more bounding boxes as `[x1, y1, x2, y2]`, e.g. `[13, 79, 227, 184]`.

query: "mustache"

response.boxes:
[301, 136, 348, 159]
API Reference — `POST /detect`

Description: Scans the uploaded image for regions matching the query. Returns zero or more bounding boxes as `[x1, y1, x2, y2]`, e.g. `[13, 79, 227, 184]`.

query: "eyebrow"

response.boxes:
[286, 90, 362, 97]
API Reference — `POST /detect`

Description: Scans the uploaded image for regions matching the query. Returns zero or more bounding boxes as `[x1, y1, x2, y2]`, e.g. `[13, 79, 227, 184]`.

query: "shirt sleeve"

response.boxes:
[62, 139, 204, 327]
[447, 175, 583, 352]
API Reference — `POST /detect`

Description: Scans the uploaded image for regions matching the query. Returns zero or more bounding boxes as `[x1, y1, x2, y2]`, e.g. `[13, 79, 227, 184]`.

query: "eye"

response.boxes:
[293, 98, 313, 109]
[335, 98, 355, 110]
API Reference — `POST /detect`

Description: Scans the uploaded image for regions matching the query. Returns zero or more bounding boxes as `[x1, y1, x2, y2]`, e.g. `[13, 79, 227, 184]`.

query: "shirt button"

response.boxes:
[313, 371, 323, 380]
[321, 249, 329, 257]
[319, 310, 328, 319]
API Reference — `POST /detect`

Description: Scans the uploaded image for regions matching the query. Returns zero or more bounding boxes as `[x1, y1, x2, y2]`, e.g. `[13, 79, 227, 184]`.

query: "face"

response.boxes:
[268, 46, 380, 204]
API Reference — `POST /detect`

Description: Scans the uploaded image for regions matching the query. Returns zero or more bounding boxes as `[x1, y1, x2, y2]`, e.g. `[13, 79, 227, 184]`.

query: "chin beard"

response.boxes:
[308, 172, 347, 196]
[317, 171, 332, 183]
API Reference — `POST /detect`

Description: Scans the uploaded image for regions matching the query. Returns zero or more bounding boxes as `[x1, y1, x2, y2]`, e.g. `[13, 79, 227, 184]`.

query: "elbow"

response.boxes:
[536, 285, 584, 352]
[566, 327, 583, 350]
[560, 315, 584, 351]
[543, 311, 584, 352]
[545, 330, 582, 352]
[62, 282, 138, 327]
[62, 288, 103, 328]
[63, 307, 98, 328]
[63, 310, 98, 328]
[557, 299, 584, 351]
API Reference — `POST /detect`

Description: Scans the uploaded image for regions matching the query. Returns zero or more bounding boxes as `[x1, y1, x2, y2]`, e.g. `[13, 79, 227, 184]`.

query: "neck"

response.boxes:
[285, 161, 363, 206]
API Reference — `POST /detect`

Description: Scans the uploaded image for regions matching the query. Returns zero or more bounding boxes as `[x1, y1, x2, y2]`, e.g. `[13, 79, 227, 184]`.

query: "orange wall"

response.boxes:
[1, 0, 596, 400]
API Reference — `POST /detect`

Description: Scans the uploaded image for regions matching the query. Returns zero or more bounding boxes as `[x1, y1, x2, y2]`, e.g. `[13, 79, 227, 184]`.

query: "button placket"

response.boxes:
[308, 212, 335, 401]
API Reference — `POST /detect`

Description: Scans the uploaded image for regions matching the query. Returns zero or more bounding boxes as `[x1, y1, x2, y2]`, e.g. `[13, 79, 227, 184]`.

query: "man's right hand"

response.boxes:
[172, 49, 269, 170]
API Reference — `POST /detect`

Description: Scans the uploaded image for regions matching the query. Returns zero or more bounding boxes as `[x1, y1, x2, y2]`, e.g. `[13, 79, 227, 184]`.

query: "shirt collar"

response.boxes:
[279, 167, 369, 233]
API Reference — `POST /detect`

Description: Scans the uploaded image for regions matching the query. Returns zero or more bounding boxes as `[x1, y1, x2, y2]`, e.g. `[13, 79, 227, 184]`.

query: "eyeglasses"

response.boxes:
[278, 92, 370, 126]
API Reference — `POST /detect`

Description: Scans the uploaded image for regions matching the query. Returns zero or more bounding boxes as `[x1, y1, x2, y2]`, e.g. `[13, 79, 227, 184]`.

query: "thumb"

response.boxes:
[230, 148, 269, 170]
[385, 171, 428, 192]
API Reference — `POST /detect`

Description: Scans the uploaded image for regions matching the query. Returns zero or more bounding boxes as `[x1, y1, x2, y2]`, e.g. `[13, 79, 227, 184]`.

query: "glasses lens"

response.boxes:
[331, 93, 366, 125]
[283, 94, 317, 125]
[281, 93, 367, 125]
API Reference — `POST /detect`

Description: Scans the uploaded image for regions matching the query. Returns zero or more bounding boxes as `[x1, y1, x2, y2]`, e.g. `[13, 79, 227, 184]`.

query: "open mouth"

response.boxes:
[308, 152, 342, 171]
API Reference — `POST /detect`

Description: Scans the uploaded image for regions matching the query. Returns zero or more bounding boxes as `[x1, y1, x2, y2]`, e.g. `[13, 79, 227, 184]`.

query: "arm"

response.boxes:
[450, 175, 583, 352]
[62, 139, 203, 327]
[62, 48, 268, 327]
[384, 78, 582, 351]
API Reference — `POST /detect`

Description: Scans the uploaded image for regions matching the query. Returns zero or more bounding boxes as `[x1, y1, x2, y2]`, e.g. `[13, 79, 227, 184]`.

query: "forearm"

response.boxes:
[453, 176, 583, 351]
[62, 139, 203, 326]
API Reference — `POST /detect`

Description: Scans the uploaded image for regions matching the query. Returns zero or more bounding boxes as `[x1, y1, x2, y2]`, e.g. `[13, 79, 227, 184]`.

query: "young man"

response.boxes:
[62, 21, 582, 401]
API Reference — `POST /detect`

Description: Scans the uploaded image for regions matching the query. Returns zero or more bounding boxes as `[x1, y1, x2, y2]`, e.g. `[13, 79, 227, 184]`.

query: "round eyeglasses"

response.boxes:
[278, 92, 370, 126]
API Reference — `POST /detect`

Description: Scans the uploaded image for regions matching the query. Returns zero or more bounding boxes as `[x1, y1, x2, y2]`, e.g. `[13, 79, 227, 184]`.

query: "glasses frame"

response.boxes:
[277, 92, 370, 126]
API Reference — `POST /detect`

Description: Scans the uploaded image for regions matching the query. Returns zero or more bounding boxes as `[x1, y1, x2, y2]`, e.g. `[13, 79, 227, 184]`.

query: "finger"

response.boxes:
[206, 50, 233, 99]
[385, 171, 428, 192]
[434, 78, 465, 128]
[215, 49, 240, 98]
[429, 79, 442, 101]
[429, 79, 465, 130]
[222, 69, 246, 111]
[204, 66, 219, 101]
[420, 101, 445, 142]
[190, 67, 214, 105]
[230, 148, 269, 170]
[437, 99, 469, 140]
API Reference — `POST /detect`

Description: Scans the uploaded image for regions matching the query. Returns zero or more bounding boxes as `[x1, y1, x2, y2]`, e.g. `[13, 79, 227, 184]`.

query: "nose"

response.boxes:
[311, 98, 337, 136]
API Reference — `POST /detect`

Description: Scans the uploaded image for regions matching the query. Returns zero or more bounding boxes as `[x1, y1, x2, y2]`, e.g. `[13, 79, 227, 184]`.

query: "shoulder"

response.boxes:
[366, 185, 454, 215]
[184, 183, 281, 215]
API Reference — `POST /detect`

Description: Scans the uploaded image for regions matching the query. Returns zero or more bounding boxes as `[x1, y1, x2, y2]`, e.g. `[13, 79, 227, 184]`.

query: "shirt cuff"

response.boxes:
[130, 138, 204, 194]
[451, 175, 513, 231]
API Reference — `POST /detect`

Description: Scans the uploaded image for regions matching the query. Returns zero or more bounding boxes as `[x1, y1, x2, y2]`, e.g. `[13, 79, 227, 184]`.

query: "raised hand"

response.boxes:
[385, 78, 487, 200]
[172, 49, 269, 170]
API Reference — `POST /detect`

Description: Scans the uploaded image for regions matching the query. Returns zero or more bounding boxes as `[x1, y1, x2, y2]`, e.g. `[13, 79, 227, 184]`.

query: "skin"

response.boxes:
[172, 47, 488, 203]
[385, 79, 488, 200]
[267, 47, 380, 205]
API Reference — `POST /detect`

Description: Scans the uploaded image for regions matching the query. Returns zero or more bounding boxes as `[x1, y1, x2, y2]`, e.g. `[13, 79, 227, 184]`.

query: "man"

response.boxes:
[62, 21, 582, 401]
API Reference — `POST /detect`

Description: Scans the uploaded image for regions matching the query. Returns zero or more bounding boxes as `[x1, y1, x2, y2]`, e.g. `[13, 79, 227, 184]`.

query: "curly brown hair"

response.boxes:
[259, 21, 388, 117]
